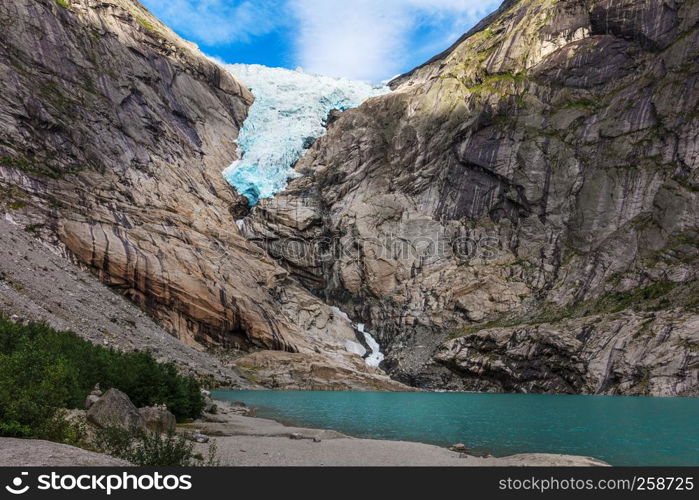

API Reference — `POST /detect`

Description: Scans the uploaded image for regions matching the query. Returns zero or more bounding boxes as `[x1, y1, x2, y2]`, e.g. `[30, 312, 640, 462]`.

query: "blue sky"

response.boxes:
[140, 0, 502, 83]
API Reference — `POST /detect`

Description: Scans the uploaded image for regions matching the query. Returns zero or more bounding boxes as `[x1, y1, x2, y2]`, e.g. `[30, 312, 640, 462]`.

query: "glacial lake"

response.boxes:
[212, 390, 699, 466]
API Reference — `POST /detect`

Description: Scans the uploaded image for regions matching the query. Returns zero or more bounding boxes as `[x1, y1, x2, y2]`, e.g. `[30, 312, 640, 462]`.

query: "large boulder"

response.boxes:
[138, 405, 176, 433]
[86, 389, 145, 431]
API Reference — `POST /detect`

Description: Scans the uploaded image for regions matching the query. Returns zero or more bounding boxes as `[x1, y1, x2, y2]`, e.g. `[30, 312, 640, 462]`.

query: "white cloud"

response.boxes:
[142, 0, 502, 82]
[289, 0, 502, 82]
[142, 0, 289, 45]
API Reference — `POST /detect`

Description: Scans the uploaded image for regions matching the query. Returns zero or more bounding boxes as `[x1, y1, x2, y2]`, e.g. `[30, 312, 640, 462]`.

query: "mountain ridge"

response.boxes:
[0, 0, 696, 395]
[0, 0, 404, 391]
[243, 0, 699, 395]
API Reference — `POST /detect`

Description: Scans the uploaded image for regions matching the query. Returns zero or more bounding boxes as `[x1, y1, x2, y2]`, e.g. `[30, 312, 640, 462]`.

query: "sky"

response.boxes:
[140, 0, 502, 83]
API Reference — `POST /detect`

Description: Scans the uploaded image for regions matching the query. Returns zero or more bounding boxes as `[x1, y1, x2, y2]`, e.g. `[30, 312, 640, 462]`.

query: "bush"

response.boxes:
[0, 317, 204, 439]
[94, 427, 218, 466]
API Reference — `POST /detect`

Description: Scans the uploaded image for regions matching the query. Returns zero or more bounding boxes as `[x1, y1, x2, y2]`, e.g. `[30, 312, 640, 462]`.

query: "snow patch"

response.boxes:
[222, 64, 389, 205]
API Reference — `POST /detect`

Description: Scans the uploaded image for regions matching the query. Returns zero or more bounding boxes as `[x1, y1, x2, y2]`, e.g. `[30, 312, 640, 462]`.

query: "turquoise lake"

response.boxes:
[212, 390, 699, 466]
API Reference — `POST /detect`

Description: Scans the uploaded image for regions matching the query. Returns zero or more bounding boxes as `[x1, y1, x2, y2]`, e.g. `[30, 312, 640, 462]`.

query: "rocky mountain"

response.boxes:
[243, 0, 699, 396]
[0, 0, 403, 391]
[0, 218, 248, 385]
[1, 0, 697, 396]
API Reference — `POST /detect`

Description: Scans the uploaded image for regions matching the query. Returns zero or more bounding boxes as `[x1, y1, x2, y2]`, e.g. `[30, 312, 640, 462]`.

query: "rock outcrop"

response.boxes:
[139, 405, 176, 433]
[434, 308, 698, 396]
[233, 350, 411, 392]
[0, 437, 131, 466]
[0, 218, 249, 385]
[86, 388, 145, 430]
[242, 0, 699, 395]
[0, 0, 404, 390]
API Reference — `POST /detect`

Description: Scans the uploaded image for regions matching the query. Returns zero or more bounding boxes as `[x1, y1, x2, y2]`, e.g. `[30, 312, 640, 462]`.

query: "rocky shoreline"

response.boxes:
[0, 395, 609, 467]
[185, 398, 609, 467]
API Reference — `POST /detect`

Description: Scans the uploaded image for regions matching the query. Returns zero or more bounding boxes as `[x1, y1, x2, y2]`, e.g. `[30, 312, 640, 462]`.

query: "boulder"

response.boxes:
[84, 383, 104, 410]
[222, 401, 254, 416]
[138, 405, 176, 433]
[84, 394, 100, 410]
[187, 431, 209, 444]
[86, 389, 145, 431]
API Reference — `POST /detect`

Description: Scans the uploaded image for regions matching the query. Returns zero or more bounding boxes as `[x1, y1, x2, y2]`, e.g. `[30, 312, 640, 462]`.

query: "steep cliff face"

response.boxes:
[0, 218, 247, 385]
[0, 0, 403, 390]
[244, 0, 699, 396]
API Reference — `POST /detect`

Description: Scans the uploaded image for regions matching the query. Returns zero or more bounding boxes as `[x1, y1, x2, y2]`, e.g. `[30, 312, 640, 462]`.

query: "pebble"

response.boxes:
[450, 443, 467, 452]
[190, 431, 210, 443]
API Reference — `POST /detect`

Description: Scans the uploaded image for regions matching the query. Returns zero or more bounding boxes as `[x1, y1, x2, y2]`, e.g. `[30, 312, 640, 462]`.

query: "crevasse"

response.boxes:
[222, 64, 390, 206]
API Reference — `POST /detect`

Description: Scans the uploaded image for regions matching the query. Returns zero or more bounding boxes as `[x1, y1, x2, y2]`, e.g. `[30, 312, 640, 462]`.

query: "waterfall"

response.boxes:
[330, 307, 385, 367]
[357, 323, 385, 367]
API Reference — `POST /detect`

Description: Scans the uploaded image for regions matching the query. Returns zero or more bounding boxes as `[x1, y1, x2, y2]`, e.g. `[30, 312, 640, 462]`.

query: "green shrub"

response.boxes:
[0, 318, 204, 439]
[94, 427, 218, 466]
[38, 411, 89, 447]
[456, 281, 684, 338]
[135, 16, 156, 32]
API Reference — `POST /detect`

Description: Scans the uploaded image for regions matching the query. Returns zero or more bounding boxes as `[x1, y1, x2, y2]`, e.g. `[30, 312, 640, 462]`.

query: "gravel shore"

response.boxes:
[193, 409, 609, 467]
[0, 413, 609, 467]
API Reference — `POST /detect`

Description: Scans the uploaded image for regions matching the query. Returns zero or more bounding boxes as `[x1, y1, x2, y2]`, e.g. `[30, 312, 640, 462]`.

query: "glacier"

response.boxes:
[222, 64, 390, 206]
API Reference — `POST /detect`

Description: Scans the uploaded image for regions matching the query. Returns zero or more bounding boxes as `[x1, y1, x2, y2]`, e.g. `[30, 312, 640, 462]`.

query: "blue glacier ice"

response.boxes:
[222, 64, 390, 206]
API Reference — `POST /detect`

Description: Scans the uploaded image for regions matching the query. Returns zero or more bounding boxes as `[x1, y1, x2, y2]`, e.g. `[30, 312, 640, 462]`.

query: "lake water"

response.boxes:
[212, 390, 699, 466]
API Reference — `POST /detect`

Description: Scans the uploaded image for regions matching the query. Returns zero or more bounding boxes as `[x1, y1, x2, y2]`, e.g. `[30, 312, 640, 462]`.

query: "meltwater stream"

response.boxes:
[222, 64, 389, 205]
[213, 391, 699, 466]
[330, 307, 385, 367]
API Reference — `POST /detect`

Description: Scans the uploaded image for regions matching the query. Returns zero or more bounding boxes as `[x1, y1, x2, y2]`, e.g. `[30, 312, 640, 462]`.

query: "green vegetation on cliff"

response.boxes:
[457, 280, 695, 338]
[0, 317, 204, 440]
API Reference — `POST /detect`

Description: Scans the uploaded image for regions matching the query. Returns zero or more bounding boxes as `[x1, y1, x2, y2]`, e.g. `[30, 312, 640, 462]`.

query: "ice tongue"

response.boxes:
[222, 64, 389, 206]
